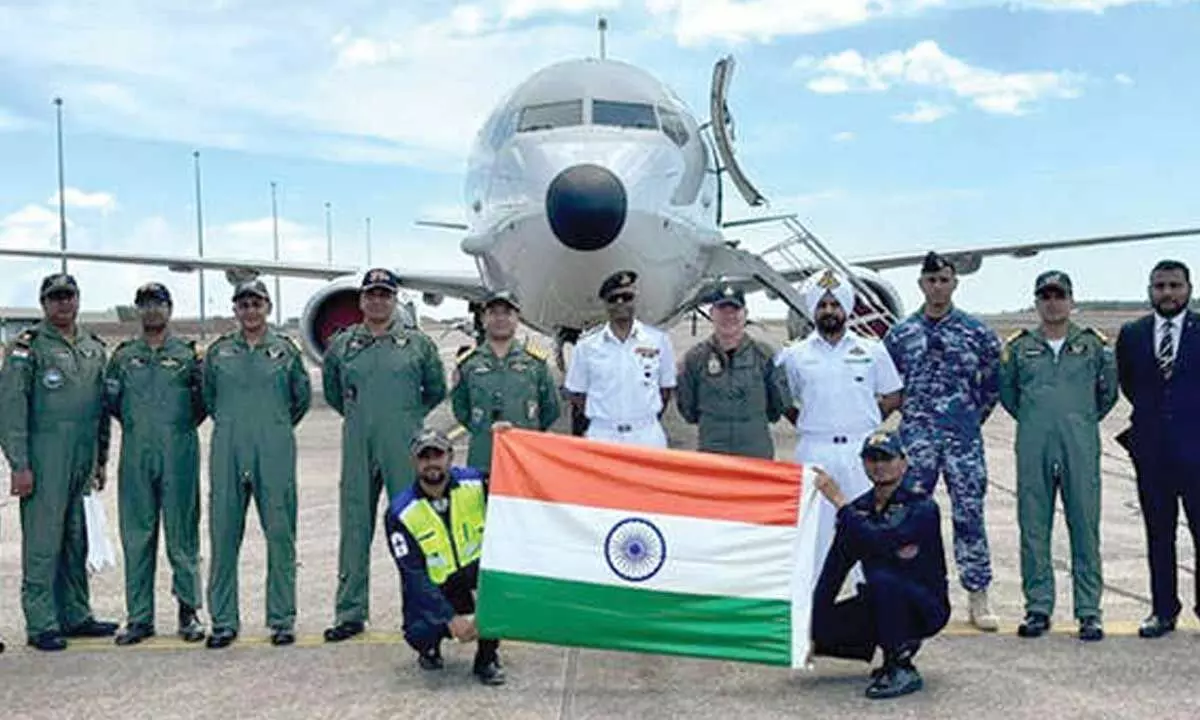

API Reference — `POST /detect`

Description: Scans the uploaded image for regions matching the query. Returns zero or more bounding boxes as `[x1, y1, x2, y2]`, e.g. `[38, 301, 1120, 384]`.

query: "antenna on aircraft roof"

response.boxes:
[597, 16, 608, 59]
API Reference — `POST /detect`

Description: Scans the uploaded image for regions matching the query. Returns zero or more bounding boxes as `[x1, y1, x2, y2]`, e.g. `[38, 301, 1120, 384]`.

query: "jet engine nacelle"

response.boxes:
[299, 277, 419, 362]
[785, 266, 904, 342]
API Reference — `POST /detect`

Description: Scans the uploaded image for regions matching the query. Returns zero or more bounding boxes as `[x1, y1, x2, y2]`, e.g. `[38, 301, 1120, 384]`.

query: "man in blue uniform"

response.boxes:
[883, 251, 1002, 631]
[384, 427, 504, 685]
[811, 428, 951, 700]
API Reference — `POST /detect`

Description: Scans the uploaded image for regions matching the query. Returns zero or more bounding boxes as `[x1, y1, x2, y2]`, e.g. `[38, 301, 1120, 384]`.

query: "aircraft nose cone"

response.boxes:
[546, 164, 627, 252]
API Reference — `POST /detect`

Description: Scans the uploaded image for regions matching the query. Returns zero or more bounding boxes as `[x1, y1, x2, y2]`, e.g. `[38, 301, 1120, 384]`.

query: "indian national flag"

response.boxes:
[476, 429, 820, 668]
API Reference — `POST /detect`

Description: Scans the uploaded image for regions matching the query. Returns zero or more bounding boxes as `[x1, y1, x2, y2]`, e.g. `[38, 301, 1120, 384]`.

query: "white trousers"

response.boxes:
[586, 419, 668, 448]
[795, 433, 872, 594]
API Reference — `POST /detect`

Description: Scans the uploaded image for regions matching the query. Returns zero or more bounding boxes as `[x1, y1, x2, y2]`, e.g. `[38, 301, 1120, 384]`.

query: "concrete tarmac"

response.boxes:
[1, 320, 1197, 719]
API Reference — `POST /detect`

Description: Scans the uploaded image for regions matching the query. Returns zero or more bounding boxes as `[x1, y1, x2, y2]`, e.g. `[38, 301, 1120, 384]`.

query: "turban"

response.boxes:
[802, 269, 855, 320]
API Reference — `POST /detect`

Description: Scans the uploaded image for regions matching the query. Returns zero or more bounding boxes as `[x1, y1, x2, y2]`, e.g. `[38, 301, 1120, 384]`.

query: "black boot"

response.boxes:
[1017, 612, 1051, 638]
[178, 604, 206, 643]
[418, 644, 444, 670]
[323, 620, 365, 643]
[63, 617, 119, 638]
[474, 641, 505, 686]
[115, 623, 156, 646]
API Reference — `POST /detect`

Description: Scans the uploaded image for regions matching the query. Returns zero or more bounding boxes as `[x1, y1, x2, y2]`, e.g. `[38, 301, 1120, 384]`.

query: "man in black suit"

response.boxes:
[1116, 259, 1200, 638]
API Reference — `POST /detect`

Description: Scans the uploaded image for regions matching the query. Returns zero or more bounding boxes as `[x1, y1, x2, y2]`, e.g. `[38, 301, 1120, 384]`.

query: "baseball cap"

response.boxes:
[135, 282, 172, 305]
[410, 427, 453, 455]
[484, 289, 521, 311]
[708, 283, 745, 309]
[40, 273, 79, 299]
[860, 429, 905, 460]
[361, 268, 399, 293]
[232, 279, 270, 302]
[1034, 270, 1072, 296]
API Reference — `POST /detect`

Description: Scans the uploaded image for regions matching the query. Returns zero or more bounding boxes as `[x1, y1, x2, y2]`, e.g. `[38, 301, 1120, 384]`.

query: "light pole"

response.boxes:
[54, 97, 67, 274]
[325, 201, 333, 265]
[365, 216, 372, 266]
[193, 150, 207, 340]
[271, 181, 282, 327]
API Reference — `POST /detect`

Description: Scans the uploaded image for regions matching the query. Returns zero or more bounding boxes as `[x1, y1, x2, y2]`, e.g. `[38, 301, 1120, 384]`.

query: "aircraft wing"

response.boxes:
[821, 226, 1200, 277]
[0, 246, 489, 300]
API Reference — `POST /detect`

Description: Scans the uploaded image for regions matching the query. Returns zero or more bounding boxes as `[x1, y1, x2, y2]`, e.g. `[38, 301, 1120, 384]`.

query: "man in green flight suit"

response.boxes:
[451, 290, 560, 473]
[105, 282, 207, 646]
[202, 279, 311, 649]
[998, 270, 1118, 642]
[322, 268, 448, 643]
[676, 283, 790, 459]
[0, 272, 118, 651]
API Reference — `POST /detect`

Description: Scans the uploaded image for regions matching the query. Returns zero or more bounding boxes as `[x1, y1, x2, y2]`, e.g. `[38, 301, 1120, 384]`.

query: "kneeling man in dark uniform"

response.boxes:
[384, 427, 504, 685]
[810, 428, 951, 700]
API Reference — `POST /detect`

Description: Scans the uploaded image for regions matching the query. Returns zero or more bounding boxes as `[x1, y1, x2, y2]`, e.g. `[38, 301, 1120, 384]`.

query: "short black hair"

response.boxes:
[1150, 260, 1191, 285]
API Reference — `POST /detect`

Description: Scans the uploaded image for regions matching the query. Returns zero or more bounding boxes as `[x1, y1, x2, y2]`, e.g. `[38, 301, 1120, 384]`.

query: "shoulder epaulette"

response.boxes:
[1079, 326, 1109, 344]
[455, 345, 477, 364]
[1004, 328, 1028, 345]
[523, 340, 549, 362]
[88, 329, 106, 347]
[13, 328, 38, 348]
[280, 334, 302, 354]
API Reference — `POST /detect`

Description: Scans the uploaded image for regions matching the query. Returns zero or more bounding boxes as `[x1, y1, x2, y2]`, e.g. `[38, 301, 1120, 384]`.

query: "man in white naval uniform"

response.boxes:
[776, 269, 904, 589]
[564, 270, 677, 448]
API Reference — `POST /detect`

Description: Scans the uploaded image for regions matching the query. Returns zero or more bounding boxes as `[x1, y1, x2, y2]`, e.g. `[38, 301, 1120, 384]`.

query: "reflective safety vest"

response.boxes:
[399, 480, 487, 586]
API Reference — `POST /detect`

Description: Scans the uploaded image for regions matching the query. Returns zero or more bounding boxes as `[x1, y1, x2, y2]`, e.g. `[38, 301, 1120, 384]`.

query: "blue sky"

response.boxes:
[1, 0, 1198, 323]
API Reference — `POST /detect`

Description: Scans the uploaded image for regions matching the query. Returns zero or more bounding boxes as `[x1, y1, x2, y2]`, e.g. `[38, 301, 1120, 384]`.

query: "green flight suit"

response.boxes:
[450, 339, 560, 473]
[676, 334, 789, 460]
[202, 329, 311, 633]
[321, 322, 446, 626]
[998, 323, 1118, 620]
[103, 334, 206, 628]
[0, 322, 111, 639]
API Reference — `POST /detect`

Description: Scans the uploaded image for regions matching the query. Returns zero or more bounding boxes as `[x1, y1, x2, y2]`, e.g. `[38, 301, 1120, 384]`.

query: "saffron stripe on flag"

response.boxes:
[477, 570, 793, 666]
[490, 429, 803, 527]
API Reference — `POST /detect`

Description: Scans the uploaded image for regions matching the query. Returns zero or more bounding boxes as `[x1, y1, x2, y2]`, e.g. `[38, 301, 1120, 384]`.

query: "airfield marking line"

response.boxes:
[27, 621, 1200, 654]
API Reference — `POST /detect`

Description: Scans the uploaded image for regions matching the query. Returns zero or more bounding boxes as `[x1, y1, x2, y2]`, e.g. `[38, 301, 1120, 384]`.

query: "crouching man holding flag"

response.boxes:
[810, 428, 951, 700]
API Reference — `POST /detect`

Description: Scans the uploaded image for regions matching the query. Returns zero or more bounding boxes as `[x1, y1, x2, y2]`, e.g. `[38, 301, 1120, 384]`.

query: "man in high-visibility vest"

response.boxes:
[383, 426, 503, 685]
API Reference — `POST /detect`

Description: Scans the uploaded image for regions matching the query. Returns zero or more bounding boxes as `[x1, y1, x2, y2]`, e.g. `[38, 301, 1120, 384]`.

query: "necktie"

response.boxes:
[1158, 320, 1175, 379]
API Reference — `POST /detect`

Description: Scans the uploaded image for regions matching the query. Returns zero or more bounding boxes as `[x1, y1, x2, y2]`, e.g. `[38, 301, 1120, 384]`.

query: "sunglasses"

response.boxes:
[606, 292, 636, 305]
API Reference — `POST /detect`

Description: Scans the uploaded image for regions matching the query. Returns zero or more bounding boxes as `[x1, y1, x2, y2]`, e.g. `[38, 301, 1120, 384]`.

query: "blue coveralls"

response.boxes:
[884, 307, 1002, 592]
[812, 482, 951, 663]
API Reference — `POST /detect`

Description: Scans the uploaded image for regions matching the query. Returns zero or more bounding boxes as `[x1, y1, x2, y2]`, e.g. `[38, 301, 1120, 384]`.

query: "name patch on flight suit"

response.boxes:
[1066, 343, 1087, 356]
[1024, 347, 1045, 357]
[161, 357, 181, 369]
[707, 354, 722, 375]
[266, 346, 285, 360]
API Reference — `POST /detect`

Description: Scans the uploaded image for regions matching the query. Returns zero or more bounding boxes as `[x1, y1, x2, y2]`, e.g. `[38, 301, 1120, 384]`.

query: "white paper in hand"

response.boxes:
[84, 493, 118, 574]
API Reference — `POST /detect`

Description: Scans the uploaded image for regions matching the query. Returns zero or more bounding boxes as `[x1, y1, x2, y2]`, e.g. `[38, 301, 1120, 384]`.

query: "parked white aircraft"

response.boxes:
[3, 53, 1197, 368]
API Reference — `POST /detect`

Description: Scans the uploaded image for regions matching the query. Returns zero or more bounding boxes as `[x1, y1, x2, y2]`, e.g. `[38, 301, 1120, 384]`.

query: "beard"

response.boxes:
[816, 313, 845, 334]
[420, 469, 447, 486]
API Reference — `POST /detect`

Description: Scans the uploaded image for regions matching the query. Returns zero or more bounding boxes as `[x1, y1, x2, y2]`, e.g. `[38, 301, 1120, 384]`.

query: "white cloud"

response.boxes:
[0, 3, 625, 170]
[832, 131, 855, 142]
[650, 0, 945, 44]
[46, 188, 118, 214]
[0, 205, 63, 249]
[797, 40, 1085, 116]
[1114, 72, 1134, 85]
[501, 0, 622, 21]
[1007, 0, 1194, 10]
[893, 100, 954, 123]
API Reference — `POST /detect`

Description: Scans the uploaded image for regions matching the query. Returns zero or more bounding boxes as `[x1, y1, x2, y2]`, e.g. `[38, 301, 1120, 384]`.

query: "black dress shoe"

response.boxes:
[270, 628, 295, 646]
[323, 621, 365, 643]
[177, 604, 206, 643]
[473, 659, 506, 686]
[27, 631, 67, 651]
[115, 623, 156, 646]
[1017, 612, 1051, 638]
[205, 628, 237, 649]
[1138, 614, 1176, 638]
[418, 647, 444, 671]
[64, 618, 119, 638]
[1078, 616, 1104, 642]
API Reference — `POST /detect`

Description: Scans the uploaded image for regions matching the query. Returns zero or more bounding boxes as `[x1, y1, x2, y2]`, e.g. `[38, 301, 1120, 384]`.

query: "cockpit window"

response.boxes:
[658, 106, 690, 147]
[592, 100, 659, 130]
[517, 100, 584, 132]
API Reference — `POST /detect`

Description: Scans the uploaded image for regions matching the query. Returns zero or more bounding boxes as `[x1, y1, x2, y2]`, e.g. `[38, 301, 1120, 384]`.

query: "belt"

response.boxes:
[590, 418, 658, 433]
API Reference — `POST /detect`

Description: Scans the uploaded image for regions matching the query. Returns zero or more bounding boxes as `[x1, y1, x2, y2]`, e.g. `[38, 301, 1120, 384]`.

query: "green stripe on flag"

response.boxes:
[477, 570, 792, 666]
